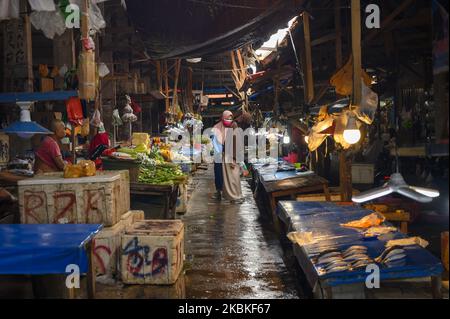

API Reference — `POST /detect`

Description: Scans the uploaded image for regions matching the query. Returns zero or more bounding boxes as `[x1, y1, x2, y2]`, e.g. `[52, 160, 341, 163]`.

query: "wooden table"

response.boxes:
[278, 201, 444, 299]
[130, 183, 180, 219]
[260, 171, 331, 233]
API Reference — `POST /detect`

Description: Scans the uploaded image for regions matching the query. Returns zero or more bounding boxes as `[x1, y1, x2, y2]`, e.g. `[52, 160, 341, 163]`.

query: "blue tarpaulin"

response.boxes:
[0, 224, 103, 275]
[278, 201, 444, 287]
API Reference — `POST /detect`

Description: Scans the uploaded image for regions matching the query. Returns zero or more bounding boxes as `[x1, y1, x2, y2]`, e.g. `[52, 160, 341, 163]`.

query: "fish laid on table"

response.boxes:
[343, 249, 368, 259]
[375, 246, 405, 263]
[344, 254, 371, 263]
[318, 256, 344, 265]
[343, 246, 368, 255]
[325, 260, 349, 270]
[383, 253, 406, 264]
[316, 250, 341, 263]
[352, 259, 373, 270]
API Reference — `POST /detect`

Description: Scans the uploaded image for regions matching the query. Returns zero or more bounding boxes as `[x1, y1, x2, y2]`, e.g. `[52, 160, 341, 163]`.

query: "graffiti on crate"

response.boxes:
[175, 242, 183, 272]
[152, 248, 169, 276]
[122, 237, 169, 278]
[93, 240, 112, 274]
[83, 190, 104, 223]
[53, 192, 76, 224]
[123, 237, 151, 277]
[24, 191, 46, 223]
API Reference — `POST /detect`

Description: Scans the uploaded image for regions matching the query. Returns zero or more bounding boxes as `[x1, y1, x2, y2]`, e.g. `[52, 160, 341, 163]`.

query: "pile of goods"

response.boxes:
[316, 246, 373, 274]
[315, 244, 409, 275]
[138, 163, 186, 186]
[64, 160, 96, 178]
[340, 213, 386, 229]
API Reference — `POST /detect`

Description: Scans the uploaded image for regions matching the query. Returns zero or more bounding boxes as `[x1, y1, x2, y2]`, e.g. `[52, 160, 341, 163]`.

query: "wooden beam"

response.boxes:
[303, 12, 314, 104]
[364, 0, 414, 45]
[311, 33, 337, 47]
[351, 0, 362, 106]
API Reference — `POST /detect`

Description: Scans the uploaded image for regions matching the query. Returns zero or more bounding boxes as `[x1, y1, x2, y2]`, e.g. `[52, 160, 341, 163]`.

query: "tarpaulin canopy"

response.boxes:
[124, 0, 305, 59]
[0, 224, 102, 275]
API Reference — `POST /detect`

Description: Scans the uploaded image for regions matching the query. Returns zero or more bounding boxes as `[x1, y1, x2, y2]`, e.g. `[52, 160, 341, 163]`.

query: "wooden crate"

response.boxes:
[121, 220, 184, 285]
[93, 210, 145, 279]
[18, 171, 130, 226]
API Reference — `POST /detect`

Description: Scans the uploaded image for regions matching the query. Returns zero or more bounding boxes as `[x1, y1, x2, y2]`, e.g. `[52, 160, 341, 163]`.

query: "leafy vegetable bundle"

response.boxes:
[138, 163, 186, 186]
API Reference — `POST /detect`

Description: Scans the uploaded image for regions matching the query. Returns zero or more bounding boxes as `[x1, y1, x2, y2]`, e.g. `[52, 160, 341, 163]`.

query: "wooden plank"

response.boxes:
[311, 33, 337, 47]
[351, 0, 362, 107]
[303, 12, 314, 104]
[364, 0, 414, 45]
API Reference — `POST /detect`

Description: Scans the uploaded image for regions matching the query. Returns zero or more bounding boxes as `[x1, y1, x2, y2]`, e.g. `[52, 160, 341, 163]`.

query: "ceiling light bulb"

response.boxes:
[304, 135, 309, 144]
[343, 116, 361, 145]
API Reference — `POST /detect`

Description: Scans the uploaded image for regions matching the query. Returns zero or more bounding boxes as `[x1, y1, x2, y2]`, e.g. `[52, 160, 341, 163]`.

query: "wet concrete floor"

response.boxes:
[96, 166, 302, 299]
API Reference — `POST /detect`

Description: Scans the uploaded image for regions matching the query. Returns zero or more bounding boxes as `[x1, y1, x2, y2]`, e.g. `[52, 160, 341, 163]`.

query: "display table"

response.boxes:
[252, 164, 331, 232]
[0, 224, 102, 299]
[277, 201, 444, 299]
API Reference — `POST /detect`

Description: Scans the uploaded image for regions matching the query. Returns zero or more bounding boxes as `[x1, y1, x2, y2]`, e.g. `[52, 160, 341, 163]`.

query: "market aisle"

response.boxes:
[181, 166, 300, 299]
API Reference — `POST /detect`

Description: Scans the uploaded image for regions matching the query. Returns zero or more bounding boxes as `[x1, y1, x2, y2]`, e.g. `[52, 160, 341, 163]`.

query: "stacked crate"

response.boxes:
[17, 170, 142, 279]
[121, 220, 184, 285]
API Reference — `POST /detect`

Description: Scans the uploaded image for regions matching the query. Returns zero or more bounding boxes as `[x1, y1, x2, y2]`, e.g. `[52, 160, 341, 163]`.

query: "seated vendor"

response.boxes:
[88, 122, 110, 158]
[34, 120, 67, 174]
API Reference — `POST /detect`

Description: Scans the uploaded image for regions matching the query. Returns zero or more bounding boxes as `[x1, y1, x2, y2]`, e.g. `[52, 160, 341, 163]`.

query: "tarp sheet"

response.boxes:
[125, 0, 305, 59]
[0, 224, 103, 275]
[278, 201, 443, 287]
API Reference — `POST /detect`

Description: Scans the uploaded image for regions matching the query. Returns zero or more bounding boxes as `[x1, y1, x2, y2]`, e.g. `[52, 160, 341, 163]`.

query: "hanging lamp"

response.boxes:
[2, 102, 52, 139]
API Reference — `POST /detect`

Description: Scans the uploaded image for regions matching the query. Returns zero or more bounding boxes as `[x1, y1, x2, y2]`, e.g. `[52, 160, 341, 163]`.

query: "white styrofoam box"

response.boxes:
[352, 164, 375, 184]
[93, 221, 125, 278]
[121, 220, 184, 285]
[18, 170, 130, 226]
[121, 210, 145, 230]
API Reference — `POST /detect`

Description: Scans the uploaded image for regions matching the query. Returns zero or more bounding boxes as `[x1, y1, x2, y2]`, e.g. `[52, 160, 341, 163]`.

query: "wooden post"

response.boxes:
[24, 14, 33, 93]
[335, 0, 343, 69]
[302, 12, 314, 104]
[351, 0, 362, 107]
[339, 151, 353, 202]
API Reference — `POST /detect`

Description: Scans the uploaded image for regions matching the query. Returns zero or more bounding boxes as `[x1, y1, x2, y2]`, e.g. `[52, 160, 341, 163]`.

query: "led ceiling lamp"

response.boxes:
[2, 102, 52, 139]
[343, 115, 361, 145]
[352, 121, 440, 204]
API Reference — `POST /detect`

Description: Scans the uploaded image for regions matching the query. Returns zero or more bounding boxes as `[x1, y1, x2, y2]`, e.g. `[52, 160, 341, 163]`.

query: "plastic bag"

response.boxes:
[79, 160, 96, 177]
[90, 109, 102, 128]
[112, 109, 123, 126]
[28, 0, 56, 11]
[330, 56, 372, 96]
[64, 164, 83, 178]
[356, 83, 379, 125]
[0, 0, 19, 21]
[66, 97, 84, 126]
[30, 10, 66, 39]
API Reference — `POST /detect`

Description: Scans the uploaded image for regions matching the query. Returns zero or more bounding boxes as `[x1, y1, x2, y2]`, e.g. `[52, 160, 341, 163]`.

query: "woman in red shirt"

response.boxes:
[34, 120, 67, 174]
[89, 122, 110, 158]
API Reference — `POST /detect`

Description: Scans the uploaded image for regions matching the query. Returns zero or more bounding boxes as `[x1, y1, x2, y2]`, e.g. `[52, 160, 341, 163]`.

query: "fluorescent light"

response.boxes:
[410, 187, 440, 198]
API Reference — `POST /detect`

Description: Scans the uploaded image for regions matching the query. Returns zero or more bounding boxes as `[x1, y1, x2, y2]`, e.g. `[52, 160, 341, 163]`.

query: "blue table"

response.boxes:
[251, 164, 331, 233]
[278, 201, 444, 299]
[0, 224, 102, 298]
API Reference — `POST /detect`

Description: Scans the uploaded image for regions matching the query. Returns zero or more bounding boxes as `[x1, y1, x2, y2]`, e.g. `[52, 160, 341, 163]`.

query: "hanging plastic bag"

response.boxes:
[80, 118, 90, 137]
[0, 0, 20, 21]
[330, 56, 372, 96]
[112, 109, 123, 126]
[66, 97, 84, 126]
[356, 83, 379, 125]
[90, 109, 102, 128]
[30, 10, 66, 39]
[28, 0, 56, 11]
[89, 2, 106, 34]
[130, 97, 142, 114]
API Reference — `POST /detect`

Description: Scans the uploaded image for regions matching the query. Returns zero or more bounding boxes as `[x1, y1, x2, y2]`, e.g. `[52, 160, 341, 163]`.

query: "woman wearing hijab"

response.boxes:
[211, 111, 249, 203]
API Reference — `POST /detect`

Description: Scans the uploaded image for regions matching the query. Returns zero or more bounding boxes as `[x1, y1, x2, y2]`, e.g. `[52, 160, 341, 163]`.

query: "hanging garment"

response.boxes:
[0, 0, 19, 21]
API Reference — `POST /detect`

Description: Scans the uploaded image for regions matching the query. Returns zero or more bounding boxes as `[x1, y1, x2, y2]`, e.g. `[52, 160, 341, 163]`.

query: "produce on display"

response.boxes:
[138, 163, 186, 186]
